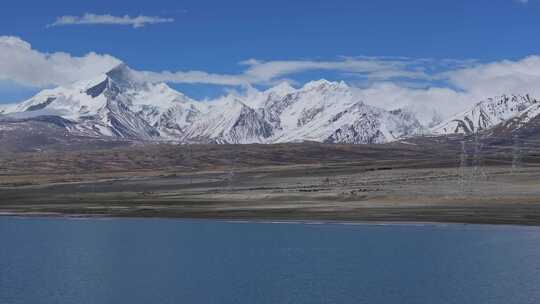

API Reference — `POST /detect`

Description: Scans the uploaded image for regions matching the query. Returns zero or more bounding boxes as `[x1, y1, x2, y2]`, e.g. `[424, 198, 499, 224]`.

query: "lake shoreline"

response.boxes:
[2, 211, 540, 228]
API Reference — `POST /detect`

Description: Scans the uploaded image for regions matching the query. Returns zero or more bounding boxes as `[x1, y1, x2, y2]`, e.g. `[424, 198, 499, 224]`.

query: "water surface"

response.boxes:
[1, 217, 539, 304]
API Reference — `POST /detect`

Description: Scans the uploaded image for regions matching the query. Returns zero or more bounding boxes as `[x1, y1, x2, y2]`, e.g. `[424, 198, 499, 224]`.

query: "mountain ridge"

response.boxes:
[431, 94, 540, 136]
[2, 64, 540, 147]
[0, 64, 425, 144]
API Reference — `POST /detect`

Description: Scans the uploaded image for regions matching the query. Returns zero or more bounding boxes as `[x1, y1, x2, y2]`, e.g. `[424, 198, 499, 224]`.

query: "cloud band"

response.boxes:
[48, 13, 174, 28]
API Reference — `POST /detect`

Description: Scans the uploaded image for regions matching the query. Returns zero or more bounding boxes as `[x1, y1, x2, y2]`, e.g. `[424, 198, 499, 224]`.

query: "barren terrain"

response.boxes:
[1, 140, 540, 225]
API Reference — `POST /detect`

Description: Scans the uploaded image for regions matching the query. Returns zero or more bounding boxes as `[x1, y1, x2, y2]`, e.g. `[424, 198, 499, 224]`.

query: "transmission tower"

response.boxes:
[459, 140, 467, 192]
[472, 133, 487, 181]
[512, 134, 522, 173]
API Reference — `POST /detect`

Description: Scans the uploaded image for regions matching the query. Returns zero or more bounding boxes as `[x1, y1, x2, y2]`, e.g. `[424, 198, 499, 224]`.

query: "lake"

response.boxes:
[1, 217, 539, 304]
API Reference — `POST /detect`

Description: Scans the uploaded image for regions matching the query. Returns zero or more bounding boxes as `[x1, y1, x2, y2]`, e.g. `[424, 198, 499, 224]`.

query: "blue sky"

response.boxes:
[1, 0, 540, 102]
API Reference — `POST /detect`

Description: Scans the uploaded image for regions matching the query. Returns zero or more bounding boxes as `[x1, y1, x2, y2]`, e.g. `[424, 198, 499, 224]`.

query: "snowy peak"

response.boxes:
[302, 79, 348, 91]
[250, 79, 424, 144]
[0, 64, 205, 140]
[321, 102, 424, 144]
[106, 63, 133, 80]
[104, 63, 145, 91]
[264, 82, 296, 96]
[183, 96, 272, 144]
[432, 94, 539, 135]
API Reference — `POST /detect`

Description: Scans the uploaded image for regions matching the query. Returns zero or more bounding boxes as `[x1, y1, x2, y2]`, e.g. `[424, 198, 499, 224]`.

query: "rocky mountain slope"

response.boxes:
[431, 94, 540, 136]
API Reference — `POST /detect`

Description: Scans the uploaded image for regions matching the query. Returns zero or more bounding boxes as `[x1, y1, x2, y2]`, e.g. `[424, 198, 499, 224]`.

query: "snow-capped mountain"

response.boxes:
[258, 80, 424, 144]
[0, 64, 427, 145]
[431, 94, 540, 135]
[1, 64, 205, 140]
[182, 96, 273, 144]
[180, 79, 425, 144]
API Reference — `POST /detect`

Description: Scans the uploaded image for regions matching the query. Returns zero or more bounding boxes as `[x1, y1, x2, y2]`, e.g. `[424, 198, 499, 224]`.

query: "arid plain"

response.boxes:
[2, 140, 540, 225]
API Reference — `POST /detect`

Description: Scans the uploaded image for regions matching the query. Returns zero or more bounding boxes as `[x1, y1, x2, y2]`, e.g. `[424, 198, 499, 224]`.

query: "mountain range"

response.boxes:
[1, 63, 538, 149]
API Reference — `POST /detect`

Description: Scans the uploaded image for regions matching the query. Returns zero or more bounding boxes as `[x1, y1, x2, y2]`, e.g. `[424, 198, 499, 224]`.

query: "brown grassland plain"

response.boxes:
[1, 141, 540, 225]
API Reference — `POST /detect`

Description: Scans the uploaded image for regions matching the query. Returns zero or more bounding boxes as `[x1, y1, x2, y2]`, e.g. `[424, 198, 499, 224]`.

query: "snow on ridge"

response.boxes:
[1, 65, 488, 144]
[431, 94, 539, 135]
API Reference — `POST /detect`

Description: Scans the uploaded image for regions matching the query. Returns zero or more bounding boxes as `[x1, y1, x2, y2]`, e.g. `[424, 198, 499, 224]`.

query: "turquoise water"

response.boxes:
[1, 217, 539, 304]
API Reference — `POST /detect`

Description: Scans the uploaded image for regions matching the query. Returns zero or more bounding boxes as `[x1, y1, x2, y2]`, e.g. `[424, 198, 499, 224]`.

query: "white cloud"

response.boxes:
[348, 56, 540, 123]
[137, 70, 250, 86]
[240, 57, 435, 84]
[49, 13, 174, 28]
[0, 36, 121, 87]
[350, 83, 476, 124]
[136, 57, 434, 87]
[444, 56, 540, 96]
[0, 36, 455, 89]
